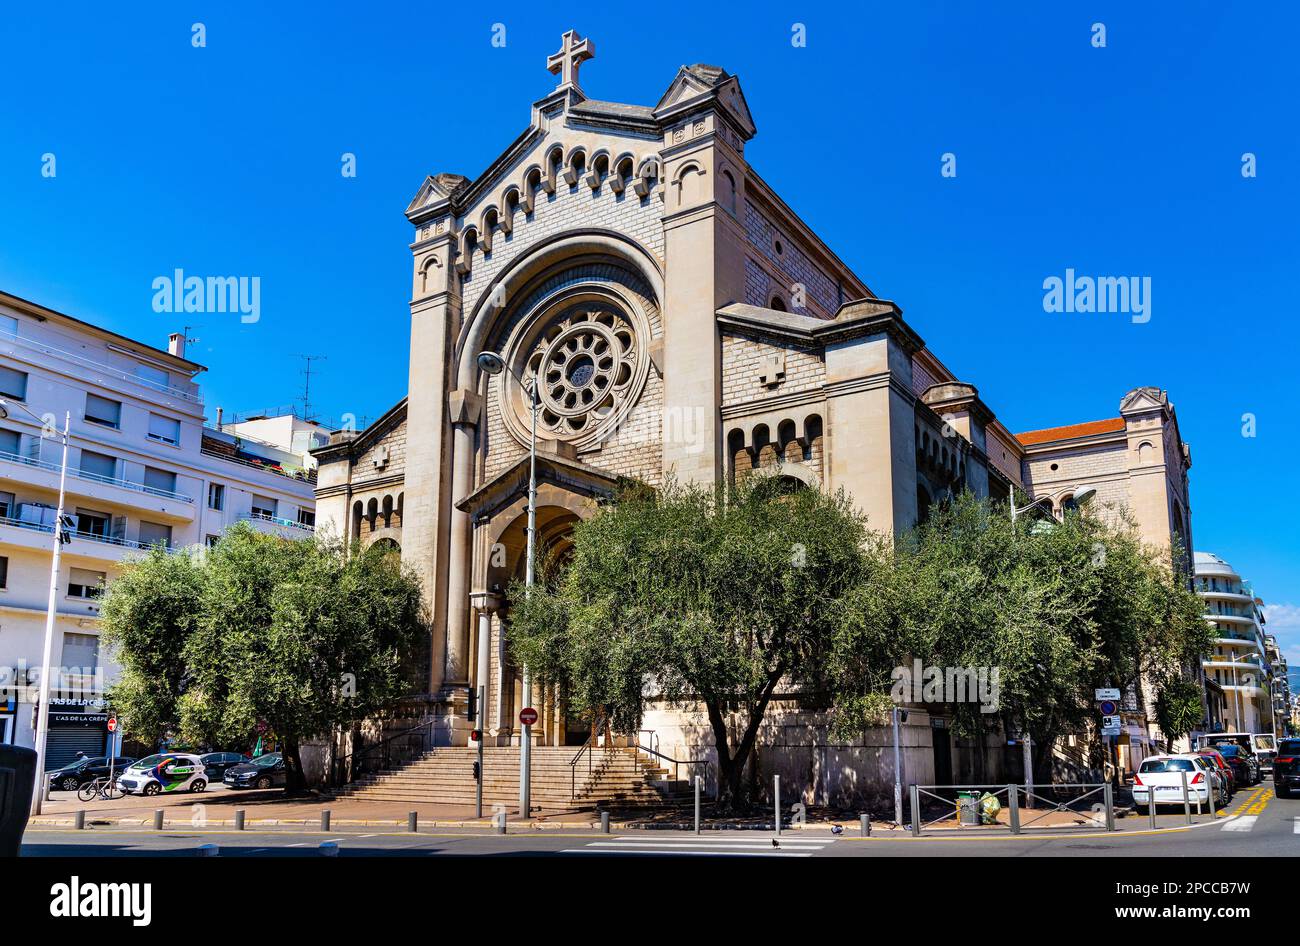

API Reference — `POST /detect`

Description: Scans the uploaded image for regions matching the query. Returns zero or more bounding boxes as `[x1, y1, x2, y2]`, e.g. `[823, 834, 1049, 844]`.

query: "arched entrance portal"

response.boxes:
[456, 441, 618, 747]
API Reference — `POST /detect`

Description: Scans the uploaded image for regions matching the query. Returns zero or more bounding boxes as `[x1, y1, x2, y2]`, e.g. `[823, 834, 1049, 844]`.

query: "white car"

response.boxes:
[116, 753, 208, 796]
[1131, 754, 1219, 813]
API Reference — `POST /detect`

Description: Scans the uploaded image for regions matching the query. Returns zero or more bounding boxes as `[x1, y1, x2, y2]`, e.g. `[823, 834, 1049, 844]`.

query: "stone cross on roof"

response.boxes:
[547, 30, 595, 93]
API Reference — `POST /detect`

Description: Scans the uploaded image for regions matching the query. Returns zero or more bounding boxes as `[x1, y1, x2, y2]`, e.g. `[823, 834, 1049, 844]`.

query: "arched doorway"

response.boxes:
[455, 446, 619, 748]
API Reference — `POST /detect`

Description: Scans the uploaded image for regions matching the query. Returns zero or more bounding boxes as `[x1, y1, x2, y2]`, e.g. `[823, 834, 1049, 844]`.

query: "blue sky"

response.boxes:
[2, 3, 1297, 660]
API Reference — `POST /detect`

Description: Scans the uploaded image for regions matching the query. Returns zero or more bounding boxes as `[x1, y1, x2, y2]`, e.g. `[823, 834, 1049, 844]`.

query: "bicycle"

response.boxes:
[77, 774, 124, 802]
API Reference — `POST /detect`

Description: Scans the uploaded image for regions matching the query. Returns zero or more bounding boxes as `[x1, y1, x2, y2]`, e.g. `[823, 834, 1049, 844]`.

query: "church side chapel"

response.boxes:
[313, 33, 1193, 805]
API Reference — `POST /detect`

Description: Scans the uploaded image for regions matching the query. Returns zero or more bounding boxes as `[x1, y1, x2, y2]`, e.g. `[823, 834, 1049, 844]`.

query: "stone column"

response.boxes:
[469, 592, 500, 728]
[444, 390, 482, 689]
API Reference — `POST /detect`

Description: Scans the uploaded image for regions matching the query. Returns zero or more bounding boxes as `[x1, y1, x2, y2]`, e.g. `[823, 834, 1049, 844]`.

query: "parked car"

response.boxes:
[1209, 742, 1256, 788]
[1197, 733, 1266, 780]
[1212, 742, 1260, 785]
[200, 752, 248, 780]
[116, 753, 208, 796]
[1195, 748, 1236, 801]
[1131, 754, 1216, 813]
[45, 756, 136, 792]
[223, 752, 286, 790]
[1272, 738, 1300, 798]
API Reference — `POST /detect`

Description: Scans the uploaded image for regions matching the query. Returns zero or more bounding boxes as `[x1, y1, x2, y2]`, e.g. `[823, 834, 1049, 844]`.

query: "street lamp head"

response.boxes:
[476, 351, 506, 376]
[0, 399, 8, 419]
[1072, 486, 1098, 507]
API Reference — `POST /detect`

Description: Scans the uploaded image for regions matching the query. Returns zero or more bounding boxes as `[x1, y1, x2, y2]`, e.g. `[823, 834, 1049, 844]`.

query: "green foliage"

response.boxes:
[100, 524, 426, 790]
[508, 475, 886, 810]
[830, 492, 1212, 778]
[1155, 677, 1208, 741]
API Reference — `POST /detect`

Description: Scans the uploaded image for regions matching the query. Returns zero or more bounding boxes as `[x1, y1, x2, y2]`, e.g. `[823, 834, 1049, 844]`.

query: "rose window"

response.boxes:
[515, 305, 642, 439]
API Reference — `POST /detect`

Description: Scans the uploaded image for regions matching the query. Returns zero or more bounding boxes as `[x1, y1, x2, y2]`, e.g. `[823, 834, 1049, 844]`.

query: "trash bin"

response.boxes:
[0, 745, 37, 857]
[957, 791, 981, 826]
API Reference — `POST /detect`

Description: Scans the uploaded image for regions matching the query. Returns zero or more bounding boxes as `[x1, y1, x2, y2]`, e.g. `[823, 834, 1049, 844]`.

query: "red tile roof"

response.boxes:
[1015, 417, 1126, 446]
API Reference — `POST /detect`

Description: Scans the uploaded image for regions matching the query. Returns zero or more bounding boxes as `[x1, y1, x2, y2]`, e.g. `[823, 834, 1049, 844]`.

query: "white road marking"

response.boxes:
[1221, 816, 1257, 832]
[1293, 818, 1300, 835]
[564, 835, 833, 857]
[562, 847, 815, 857]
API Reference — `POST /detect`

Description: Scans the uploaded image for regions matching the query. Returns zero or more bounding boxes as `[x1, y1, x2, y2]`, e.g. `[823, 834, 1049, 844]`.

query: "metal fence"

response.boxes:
[907, 782, 1117, 835]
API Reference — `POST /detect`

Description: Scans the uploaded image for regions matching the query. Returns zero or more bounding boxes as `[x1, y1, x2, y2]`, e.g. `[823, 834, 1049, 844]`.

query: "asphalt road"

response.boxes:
[20, 783, 1299, 857]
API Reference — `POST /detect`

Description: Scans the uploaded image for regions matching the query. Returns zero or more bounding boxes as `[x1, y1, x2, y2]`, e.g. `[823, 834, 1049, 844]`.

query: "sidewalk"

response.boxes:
[27, 784, 1244, 835]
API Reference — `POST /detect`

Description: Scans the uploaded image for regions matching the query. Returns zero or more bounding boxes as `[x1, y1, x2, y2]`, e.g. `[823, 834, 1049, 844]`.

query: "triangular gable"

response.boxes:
[654, 65, 755, 138]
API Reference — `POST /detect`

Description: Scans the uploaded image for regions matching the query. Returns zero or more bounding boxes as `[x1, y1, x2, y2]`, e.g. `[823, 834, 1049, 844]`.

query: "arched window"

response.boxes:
[769, 295, 787, 312]
[721, 169, 737, 216]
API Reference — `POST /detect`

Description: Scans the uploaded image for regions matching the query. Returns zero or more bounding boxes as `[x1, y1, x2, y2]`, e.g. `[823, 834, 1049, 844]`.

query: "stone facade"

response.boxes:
[312, 34, 1197, 802]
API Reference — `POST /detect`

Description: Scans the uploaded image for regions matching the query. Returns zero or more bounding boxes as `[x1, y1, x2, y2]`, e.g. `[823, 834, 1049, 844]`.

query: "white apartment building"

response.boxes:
[1194, 551, 1274, 736]
[0, 290, 317, 763]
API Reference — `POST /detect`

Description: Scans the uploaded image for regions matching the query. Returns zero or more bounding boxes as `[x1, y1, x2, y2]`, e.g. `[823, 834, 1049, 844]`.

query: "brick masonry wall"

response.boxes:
[721, 332, 825, 407]
[743, 200, 839, 318]
[456, 168, 665, 309]
[1023, 441, 1131, 516]
[352, 418, 407, 488]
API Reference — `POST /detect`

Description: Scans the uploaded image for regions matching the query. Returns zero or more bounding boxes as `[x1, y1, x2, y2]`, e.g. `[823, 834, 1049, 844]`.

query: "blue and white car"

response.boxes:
[116, 753, 208, 796]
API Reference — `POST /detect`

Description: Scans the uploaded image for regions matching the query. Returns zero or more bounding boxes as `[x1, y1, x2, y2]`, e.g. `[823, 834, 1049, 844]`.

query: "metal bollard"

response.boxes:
[774, 774, 781, 836]
[1007, 785, 1021, 835]
[600, 811, 610, 833]
[694, 775, 702, 835]
[1181, 771, 1192, 825]
[408, 811, 418, 832]
[1209, 777, 1218, 820]
[196, 843, 219, 857]
[860, 813, 870, 837]
[74, 810, 85, 830]
[494, 810, 506, 835]
[1103, 783, 1116, 832]
[235, 809, 245, 831]
[1148, 796, 1157, 830]
[909, 784, 921, 836]
[153, 809, 164, 830]
[321, 809, 331, 832]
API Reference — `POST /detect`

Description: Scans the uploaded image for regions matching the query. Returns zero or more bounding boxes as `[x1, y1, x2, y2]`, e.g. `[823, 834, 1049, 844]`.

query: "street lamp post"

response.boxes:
[476, 351, 538, 820]
[0, 399, 72, 816]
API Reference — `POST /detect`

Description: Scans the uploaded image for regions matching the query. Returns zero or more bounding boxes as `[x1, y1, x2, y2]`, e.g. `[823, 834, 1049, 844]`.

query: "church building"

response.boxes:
[313, 33, 1195, 801]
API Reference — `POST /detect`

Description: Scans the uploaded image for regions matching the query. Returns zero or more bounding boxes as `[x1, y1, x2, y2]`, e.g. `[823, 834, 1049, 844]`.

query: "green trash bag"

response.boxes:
[979, 792, 1002, 825]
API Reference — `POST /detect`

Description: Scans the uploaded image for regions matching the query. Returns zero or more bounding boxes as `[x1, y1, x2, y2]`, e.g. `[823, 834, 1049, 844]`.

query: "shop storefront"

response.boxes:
[40, 699, 110, 768]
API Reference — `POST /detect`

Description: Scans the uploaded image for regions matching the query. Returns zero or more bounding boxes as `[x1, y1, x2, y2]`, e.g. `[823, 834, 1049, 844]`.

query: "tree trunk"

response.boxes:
[702, 667, 784, 813]
[282, 736, 307, 794]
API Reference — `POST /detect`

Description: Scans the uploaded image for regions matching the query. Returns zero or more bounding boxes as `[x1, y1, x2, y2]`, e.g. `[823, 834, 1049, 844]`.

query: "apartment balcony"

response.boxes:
[240, 511, 316, 535]
[0, 325, 201, 407]
[0, 450, 196, 522]
[200, 445, 317, 487]
[0, 515, 182, 562]
[1213, 633, 1264, 653]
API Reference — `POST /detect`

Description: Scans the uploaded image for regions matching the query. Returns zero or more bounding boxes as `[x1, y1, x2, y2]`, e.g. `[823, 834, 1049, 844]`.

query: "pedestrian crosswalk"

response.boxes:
[1220, 786, 1271, 832]
[562, 834, 836, 857]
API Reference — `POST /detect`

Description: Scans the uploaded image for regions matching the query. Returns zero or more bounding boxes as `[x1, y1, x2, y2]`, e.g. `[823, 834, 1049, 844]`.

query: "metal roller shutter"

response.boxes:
[45, 729, 107, 769]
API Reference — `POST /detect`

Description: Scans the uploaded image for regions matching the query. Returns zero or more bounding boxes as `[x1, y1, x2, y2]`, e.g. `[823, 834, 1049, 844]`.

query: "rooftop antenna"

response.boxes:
[295, 354, 327, 422]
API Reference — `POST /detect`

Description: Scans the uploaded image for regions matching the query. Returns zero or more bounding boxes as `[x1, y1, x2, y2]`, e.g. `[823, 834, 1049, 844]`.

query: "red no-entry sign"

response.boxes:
[519, 708, 538, 726]
[107, 716, 117, 732]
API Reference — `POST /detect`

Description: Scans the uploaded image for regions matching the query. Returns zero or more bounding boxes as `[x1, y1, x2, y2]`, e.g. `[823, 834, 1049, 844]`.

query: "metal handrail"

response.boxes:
[0, 449, 194, 503]
[332, 715, 438, 785]
[569, 716, 612, 800]
[632, 735, 710, 784]
[0, 327, 202, 404]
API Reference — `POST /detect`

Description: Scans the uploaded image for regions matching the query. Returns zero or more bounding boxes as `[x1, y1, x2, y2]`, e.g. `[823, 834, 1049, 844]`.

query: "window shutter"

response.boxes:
[0, 365, 28, 399]
[148, 413, 181, 444]
[85, 394, 122, 427]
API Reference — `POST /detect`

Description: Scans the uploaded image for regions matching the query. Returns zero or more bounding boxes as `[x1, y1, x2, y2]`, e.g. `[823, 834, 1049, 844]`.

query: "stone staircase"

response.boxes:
[333, 745, 694, 810]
